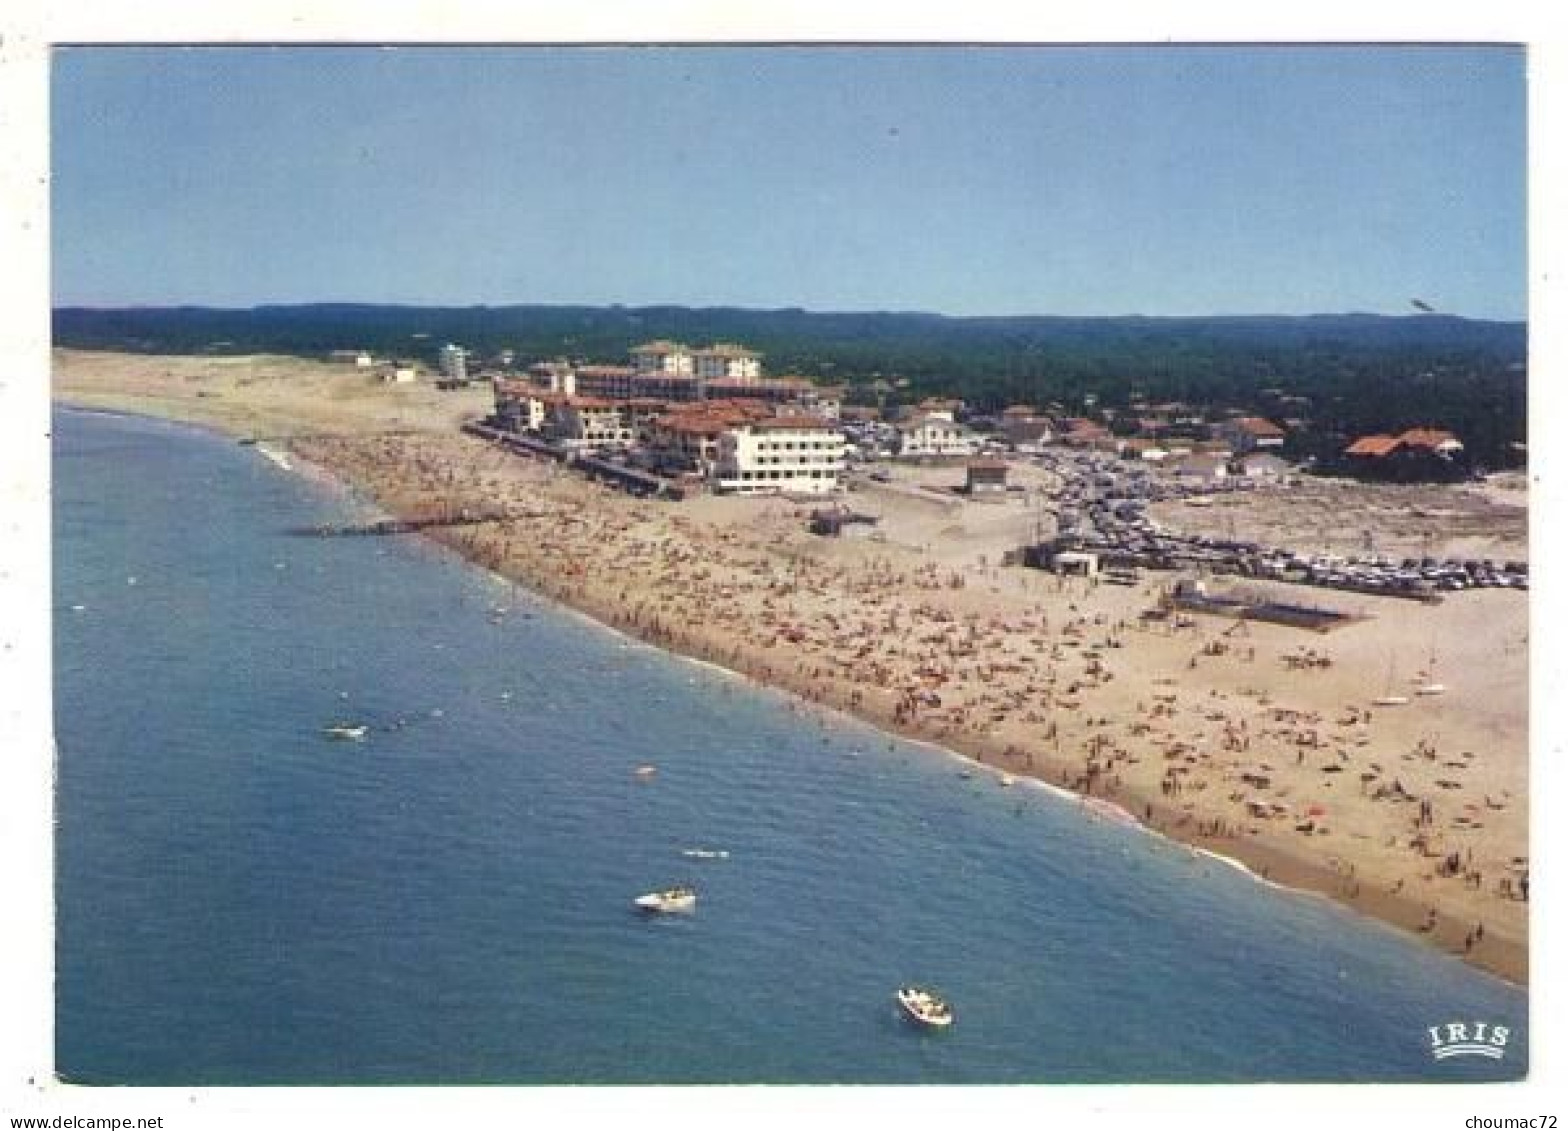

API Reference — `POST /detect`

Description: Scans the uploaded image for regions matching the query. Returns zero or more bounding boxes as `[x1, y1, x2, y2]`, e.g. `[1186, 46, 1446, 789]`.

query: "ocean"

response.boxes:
[52, 406, 1526, 1085]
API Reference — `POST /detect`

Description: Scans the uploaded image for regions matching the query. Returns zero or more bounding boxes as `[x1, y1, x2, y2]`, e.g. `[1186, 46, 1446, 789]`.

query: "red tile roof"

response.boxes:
[1345, 435, 1400, 457]
[1231, 416, 1286, 437]
[746, 416, 839, 433]
[1397, 427, 1462, 450]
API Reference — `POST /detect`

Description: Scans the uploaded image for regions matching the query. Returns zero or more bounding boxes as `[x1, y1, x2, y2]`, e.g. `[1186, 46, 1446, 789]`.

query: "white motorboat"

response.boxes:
[680, 848, 730, 860]
[322, 723, 368, 740]
[634, 886, 697, 914]
[1414, 682, 1447, 697]
[896, 985, 954, 1029]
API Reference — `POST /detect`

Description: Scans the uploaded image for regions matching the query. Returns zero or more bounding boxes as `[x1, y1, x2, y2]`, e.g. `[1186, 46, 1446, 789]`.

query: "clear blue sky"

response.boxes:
[50, 44, 1526, 319]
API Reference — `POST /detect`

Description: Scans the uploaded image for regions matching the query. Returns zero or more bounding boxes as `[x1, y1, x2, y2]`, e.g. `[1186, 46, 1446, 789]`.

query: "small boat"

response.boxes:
[680, 848, 730, 860]
[634, 886, 696, 914]
[322, 723, 368, 740]
[896, 985, 954, 1030]
[1414, 682, 1447, 697]
[634, 765, 658, 779]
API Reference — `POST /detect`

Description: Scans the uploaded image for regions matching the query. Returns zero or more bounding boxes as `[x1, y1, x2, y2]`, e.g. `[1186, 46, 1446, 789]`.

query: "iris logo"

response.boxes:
[1428, 1021, 1510, 1060]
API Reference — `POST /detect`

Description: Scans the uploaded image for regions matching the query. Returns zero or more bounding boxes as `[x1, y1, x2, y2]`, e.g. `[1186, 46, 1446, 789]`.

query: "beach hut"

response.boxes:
[964, 459, 1010, 495]
[1051, 550, 1100, 578]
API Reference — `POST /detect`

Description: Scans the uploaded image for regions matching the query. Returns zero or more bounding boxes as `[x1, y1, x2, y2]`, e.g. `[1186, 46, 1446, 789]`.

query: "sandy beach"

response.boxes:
[53, 348, 1531, 983]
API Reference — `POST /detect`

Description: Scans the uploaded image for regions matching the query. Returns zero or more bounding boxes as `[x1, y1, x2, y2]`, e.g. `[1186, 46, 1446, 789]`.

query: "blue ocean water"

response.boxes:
[52, 406, 1526, 1085]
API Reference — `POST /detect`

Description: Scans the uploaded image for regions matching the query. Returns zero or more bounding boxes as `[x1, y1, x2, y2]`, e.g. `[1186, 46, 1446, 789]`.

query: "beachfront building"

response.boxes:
[505, 343, 841, 417]
[439, 343, 470, 383]
[645, 401, 774, 475]
[692, 343, 763, 381]
[327, 349, 375, 367]
[380, 362, 419, 384]
[541, 396, 634, 450]
[631, 340, 696, 376]
[523, 360, 577, 395]
[896, 414, 979, 459]
[1050, 549, 1100, 577]
[964, 459, 1009, 494]
[569, 365, 640, 400]
[1215, 416, 1286, 453]
[713, 416, 846, 496]
[492, 377, 548, 431]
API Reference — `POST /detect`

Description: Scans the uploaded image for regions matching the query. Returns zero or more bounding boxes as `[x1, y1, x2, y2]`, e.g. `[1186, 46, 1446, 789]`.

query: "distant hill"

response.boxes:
[52, 302, 1527, 467]
[52, 302, 1524, 373]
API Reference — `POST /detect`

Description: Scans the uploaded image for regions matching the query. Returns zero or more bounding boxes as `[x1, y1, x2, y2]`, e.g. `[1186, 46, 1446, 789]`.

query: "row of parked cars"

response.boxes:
[1032, 450, 1528, 597]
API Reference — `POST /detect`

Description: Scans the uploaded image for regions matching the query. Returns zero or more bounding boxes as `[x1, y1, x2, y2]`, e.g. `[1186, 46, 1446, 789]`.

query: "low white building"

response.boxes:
[713, 416, 846, 495]
[1216, 416, 1286, 453]
[897, 414, 979, 459]
[1232, 452, 1292, 480]
[439, 343, 469, 382]
[1167, 453, 1231, 483]
[543, 396, 634, 450]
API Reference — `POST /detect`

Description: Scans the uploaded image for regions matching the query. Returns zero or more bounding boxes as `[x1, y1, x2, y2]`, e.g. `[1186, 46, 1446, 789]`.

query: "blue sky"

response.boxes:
[50, 44, 1526, 319]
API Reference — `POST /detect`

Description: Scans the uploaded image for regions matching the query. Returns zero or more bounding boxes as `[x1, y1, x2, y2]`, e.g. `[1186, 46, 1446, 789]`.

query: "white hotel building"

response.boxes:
[632, 340, 762, 381]
[713, 416, 846, 496]
[896, 413, 980, 458]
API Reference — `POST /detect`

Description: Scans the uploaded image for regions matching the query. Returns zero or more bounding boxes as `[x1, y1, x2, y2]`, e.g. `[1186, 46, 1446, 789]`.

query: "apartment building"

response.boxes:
[713, 416, 846, 496]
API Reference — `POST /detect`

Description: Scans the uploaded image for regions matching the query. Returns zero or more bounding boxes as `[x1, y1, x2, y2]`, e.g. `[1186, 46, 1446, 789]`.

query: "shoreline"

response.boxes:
[50, 373, 1529, 986]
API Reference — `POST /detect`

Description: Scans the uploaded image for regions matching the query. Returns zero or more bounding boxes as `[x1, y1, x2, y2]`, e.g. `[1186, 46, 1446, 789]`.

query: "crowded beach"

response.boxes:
[53, 347, 1530, 983]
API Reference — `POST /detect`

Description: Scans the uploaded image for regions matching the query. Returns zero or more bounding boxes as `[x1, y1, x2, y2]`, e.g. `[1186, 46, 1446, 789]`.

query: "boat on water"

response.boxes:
[1414, 683, 1447, 697]
[322, 723, 368, 740]
[896, 985, 954, 1030]
[681, 848, 730, 860]
[634, 886, 697, 914]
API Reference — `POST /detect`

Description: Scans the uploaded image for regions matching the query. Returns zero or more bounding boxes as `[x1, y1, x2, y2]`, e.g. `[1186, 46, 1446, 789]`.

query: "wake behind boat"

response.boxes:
[634, 885, 697, 914]
[896, 985, 954, 1030]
